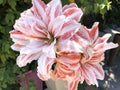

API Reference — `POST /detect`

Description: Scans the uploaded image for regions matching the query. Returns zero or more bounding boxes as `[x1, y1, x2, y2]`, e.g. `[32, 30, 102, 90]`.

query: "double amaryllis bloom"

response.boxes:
[10, 0, 118, 90]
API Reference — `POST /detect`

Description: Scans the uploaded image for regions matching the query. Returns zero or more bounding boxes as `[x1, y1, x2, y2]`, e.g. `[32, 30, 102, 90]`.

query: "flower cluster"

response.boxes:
[10, 0, 118, 90]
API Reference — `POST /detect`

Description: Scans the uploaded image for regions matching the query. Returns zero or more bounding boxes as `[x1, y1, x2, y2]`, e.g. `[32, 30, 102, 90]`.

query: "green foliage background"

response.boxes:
[0, 0, 32, 89]
[0, 0, 119, 90]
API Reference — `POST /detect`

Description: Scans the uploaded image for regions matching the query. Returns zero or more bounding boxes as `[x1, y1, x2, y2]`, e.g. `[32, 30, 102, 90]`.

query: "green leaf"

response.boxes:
[99, 4, 106, 9]
[0, 55, 7, 64]
[0, 0, 3, 4]
[2, 0, 7, 5]
[0, 74, 4, 81]
[0, 88, 2, 90]
[5, 12, 15, 24]
[106, 1, 112, 10]
[2, 83, 7, 88]
[20, 86, 26, 90]
[100, 8, 106, 18]
[94, 3, 99, 13]
[8, 0, 16, 10]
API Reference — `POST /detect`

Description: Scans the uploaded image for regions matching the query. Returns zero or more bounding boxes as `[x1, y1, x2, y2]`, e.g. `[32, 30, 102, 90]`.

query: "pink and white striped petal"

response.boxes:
[17, 52, 40, 67]
[63, 3, 83, 22]
[37, 54, 54, 80]
[10, 30, 29, 45]
[46, 0, 62, 21]
[32, 0, 47, 22]
[11, 43, 24, 51]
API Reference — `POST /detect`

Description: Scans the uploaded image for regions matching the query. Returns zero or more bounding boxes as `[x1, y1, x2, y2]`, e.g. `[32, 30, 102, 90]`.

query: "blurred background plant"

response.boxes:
[0, 0, 119, 90]
[0, 0, 32, 90]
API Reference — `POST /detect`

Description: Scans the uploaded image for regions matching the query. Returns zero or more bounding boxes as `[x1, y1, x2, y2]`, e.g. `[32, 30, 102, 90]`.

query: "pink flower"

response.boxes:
[52, 22, 118, 90]
[9, 0, 83, 80]
[9, 0, 118, 89]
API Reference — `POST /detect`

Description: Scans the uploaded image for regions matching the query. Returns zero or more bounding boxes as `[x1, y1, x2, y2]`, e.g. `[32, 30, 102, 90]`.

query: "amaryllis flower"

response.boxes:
[9, 0, 83, 80]
[52, 22, 118, 90]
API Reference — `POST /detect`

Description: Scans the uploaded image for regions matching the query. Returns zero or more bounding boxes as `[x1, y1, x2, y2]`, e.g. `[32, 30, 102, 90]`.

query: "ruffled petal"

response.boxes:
[80, 63, 104, 87]
[16, 41, 46, 67]
[80, 63, 99, 86]
[94, 34, 119, 53]
[67, 77, 79, 90]
[94, 34, 111, 46]
[56, 52, 80, 70]
[88, 22, 99, 42]
[53, 63, 74, 79]
[48, 15, 65, 37]
[10, 30, 29, 46]
[46, 0, 62, 21]
[73, 22, 98, 46]
[14, 9, 35, 35]
[66, 70, 82, 90]
[72, 27, 90, 48]
[42, 40, 56, 58]
[60, 20, 80, 37]
[14, 8, 47, 39]
[88, 53, 104, 64]
[63, 3, 83, 22]
[90, 64, 104, 80]
[31, 22, 47, 38]
[32, 0, 47, 22]
[20, 40, 45, 54]
[11, 43, 24, 51]
[37, 54, 54, 80]
[17, 52, 40, 67]
[52, 52, 82, 90]
[58, 39, 83, 53]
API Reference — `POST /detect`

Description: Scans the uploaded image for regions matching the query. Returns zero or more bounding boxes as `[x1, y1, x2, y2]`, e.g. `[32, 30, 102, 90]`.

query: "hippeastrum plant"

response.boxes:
[9, 0, 118, 90]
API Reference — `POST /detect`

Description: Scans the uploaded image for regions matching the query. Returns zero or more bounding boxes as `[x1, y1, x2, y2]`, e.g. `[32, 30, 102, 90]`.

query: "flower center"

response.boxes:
[40, 32, 56, 44]
[48, 32, 55, 44]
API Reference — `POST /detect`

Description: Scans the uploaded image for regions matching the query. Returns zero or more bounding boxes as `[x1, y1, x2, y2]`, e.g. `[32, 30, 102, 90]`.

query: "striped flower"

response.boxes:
[52, 22, 118, 90]
[10, 0, 83, 80]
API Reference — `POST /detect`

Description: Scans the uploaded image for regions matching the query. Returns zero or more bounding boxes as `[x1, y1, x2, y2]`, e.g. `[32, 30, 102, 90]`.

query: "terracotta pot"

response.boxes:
[18, 70, 43, 90]
[45, 78, 67, 90]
